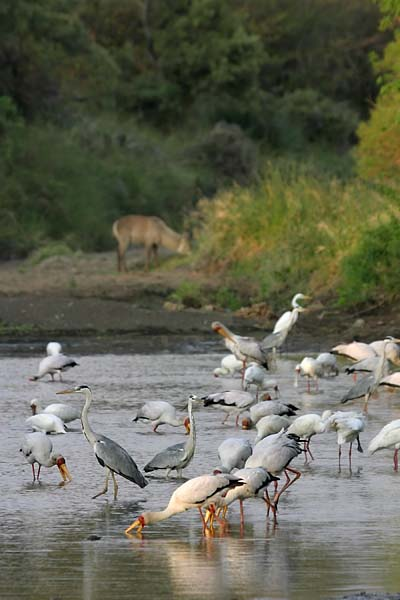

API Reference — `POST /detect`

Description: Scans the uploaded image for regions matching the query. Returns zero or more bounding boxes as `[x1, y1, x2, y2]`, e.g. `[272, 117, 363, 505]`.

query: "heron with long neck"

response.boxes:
[57, 385, 147, 499]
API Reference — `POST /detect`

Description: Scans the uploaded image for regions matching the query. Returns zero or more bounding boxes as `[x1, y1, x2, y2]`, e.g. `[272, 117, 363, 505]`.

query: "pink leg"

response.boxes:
[37, 465, 41, 480]
[198, 507, 207, 532]
[307, 379, 311, 393]
[394, 449, 398, 472]
[273, 467, 301, 509]
[306, 439, 314, 461]
[239, 500, 245, 526]
[263, 488, 277, 521]
[31, 464, 36, 481]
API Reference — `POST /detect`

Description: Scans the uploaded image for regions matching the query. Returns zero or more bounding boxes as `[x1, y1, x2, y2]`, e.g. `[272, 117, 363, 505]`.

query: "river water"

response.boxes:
[1, 340, 400, 600]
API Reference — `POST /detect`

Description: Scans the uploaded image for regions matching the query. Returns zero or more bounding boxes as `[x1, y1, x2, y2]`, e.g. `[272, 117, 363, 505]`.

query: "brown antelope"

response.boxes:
[112, 215, 190, 272]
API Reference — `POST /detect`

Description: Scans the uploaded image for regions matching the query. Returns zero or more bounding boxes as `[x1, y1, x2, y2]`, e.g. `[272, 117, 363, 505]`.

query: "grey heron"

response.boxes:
[368, 419, 400, 471]
[125, 473, 245, 534]
[57, 385, 148, 499]
[143, 395, 199, 478]
[20, 431, 72, 482]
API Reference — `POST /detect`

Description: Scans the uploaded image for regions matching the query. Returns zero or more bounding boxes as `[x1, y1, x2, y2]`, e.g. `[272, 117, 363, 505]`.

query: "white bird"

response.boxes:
[254, 415, 291, 444]
[242, 395, 299, 429]
[245, 430, 303, 518]
[368, 419, 400, 471]
[216, 438, 253, 472]
[132, 400, 190, 433]
[20, 431, 72, 482]
[294, 357, 324, 392]
[379, 372, 400, 389]
[30, 351, 79, 382]
[261, 293, 310, 356]
[202, 390, 256, 426]
[315, 353, 339, 376]
[217, 467, 279, 527]
[26, 413, 67, 434]
[30, 398, 81, 423]
[211, 322, 269, 370]
[287, 411, 332, 461]
[213, 354, 243, 378]
[46, 341, 63, 356]
[124, 473, 246, 534]
[143, 395, 198, 478]
[369, 339, 400, 366]
[331, 341, 376, 362]
[244, 363, 279, 400]
[327, 411, 366, 468]
[57, 385, 148, 499]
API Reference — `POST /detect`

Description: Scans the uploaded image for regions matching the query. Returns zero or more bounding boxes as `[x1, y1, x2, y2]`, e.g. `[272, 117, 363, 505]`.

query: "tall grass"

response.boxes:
[192, 160, 399, 307]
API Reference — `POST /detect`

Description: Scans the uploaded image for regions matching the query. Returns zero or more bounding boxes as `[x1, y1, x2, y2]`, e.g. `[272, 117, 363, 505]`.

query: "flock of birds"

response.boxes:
[20, 293, 400, 537]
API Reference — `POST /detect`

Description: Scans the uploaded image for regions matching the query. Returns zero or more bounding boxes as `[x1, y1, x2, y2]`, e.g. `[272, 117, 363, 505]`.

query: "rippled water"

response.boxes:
[1, 341, 400, 600]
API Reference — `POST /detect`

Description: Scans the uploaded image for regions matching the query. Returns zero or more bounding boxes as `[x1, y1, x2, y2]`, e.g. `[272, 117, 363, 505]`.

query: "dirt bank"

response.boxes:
[0, 251, 398, 351]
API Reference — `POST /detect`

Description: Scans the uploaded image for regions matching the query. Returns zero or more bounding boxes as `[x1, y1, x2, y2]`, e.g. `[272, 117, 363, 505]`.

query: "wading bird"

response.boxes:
[245, 430, 303, 518]
[132, 400, 190, 433]
[213, 354, 243, 378]
[202, 390, 256, 426]
[294, 357, 324, 392]
[341, 337, 400, 411]
[144, 395, 198, 478]
[125, 473, 245, 534]
[243, 363, 279, 400]
[30, 398, 81, 424]
[327, 411, 366, 469]
[254, 414, 291, 444]
[287, 411, 332, 462]
[30, 346, 79, 382]
[20, 431, 72, 482]
[242, 395, 299, 429]
[216, 437, 253, 473]
[211, 322, 269, 371]
[261, 293, 310, 357]
[57, 385, 148, 499]
[26, 413, 67, 434]
[368, 419, 400, 471]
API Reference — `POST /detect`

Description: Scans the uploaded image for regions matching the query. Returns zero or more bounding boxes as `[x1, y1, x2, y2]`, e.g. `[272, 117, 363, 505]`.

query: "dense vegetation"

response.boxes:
[0, 0, 399, 308]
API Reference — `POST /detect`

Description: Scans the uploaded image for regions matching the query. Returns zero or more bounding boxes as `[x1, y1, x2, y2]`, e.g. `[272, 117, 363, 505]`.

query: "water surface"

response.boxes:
[1, 345, 400, 600]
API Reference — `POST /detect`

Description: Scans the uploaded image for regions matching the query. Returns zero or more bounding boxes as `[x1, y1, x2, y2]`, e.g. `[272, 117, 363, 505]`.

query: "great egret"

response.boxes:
[261, 293, 311, 356]
[20, 432, 72, 482]
[57, 385, 148, 499]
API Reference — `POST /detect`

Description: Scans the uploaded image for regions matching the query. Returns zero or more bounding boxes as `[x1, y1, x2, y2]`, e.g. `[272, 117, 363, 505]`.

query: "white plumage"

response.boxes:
[213, 354, 243, 377]
[26, 413, 67, 434]
[30, 398, 81, 423]
[216, 437, 253, 472]
[202, 390, 256, 426]
[368, 419, 400, 471]
[30, 346, 79, 382]
[327, 411, 366, 468]
[20, 431, 72, 482]
[132, 400, 190, 433]
[287, 411, 332, 461]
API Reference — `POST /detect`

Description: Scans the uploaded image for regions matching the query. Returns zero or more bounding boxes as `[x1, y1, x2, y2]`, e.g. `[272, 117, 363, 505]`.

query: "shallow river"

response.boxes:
[1, 340, 400, 600]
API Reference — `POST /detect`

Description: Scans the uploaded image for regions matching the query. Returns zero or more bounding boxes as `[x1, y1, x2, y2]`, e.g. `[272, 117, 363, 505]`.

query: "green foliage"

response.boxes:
[338, 218, 400, 305]
[169, 281, 204, 309]
[27, 241, 75, 266]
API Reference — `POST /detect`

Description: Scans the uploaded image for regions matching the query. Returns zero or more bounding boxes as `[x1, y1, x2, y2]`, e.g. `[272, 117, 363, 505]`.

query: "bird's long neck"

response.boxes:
[81, 389, 97, 446]
[185, 400, 196, 454]
[375, 343, 389, 381]
[144, 497, 186, 525]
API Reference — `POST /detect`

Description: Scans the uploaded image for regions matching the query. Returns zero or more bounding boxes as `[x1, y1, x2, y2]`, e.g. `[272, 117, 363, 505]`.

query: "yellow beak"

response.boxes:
[125, 519, 143, 535]
[58, 463, 72, 482]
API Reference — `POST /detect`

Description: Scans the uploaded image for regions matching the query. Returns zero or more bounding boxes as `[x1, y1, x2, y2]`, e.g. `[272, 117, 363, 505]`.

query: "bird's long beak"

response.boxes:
[125, 519, 143, 535]
[56, 389, 75, 395]
[58, 463, 72, 482]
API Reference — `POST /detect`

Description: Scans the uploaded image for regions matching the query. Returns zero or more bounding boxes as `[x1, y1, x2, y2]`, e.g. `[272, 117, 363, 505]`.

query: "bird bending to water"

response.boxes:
[30, 344, 79, 382]
[125, 473, 245, 534]
[202, 390, 256, 426]
[287, 411, 331, 462]
[132, 400, 190, 433]
[244, 363, 279, 400]
[213, 354, 243, 378]
[294, 357, 324, 392]
[368, 419, 400, 471]
[30, 398, 81, 423]
[20, 431, 72, 482]
[26, 413, 67, 434]
[216, 437, 253, 473]
[57, 385, 147, 499]
[242, 395, 299, 429]
[144, 395, 199, 478]
[254, 414, 291, 444]
[211, 322, 269, 370]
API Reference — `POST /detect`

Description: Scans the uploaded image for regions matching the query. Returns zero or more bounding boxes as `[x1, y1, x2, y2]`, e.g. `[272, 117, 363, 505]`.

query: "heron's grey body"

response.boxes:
[144, 395, 198, 477]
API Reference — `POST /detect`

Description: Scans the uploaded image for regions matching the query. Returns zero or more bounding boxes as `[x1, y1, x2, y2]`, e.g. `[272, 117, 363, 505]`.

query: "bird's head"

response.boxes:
[211, 322, 233, 341]
[260, 393, 272, 402]
[55, 456, 72, 482]
[293, 293, 311, 311]
[30, 399, 39, 415]
[57, 385, 91, 396]
[125, 514, 146, 535]
[241, 417, 252, 430]
[184, 417, 191, 435]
